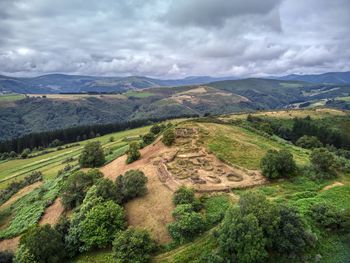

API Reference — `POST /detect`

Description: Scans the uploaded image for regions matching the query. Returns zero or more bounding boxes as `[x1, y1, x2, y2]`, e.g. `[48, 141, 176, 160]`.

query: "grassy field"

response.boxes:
[0, 94, 26, 102]
[0, 125, 151, 189]
[196, 122, 309, 169]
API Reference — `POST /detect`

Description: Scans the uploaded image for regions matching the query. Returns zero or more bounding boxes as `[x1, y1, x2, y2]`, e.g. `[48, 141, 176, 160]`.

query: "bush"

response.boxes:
[167, 204, 205, 243]
[162, 129, 175, 146]
[109, 136, 114, 142]
[150, 124, 161, 134]
[310, 148, 337, 176]
[142, 132, 156, 145]
[79, 200, 126, 251]
[113, 227, 155, 263]
[173, 186, 195, 206]
[296, 135, 322, 149]
[61, 171, 95, 210]
[260, 149, 296, 179]
[116, 170, 148, 202]
[95, 178, 118, 202]
[218, 207, 267, 263]
[18, 224, 65, 263]
[20, 148, 31, 159]
[49, 139, 63, 148]
[126, 142, 141, 164]
[274, 205, 316, 257]
[309, 203, 350, 230]
[79, 141, 105, 168]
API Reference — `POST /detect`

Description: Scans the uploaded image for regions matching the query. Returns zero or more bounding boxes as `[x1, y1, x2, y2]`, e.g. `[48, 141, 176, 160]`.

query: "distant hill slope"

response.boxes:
[273, 71, 350, 84]
[0, 74, 237, 94]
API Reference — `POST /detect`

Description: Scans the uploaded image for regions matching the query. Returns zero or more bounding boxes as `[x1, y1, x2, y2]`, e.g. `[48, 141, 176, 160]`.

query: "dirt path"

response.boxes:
[100, 140, 175, 244]
[39, 198, 64, 225]
[0, 236, 20, 252]
[0, 181, 42, 211]
[322, 181, 344, 191]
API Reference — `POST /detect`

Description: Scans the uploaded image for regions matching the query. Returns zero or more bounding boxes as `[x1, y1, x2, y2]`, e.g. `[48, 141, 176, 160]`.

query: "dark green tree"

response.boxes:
[167, 204, 205, 243]
[296, 135, 322, 149]
[126, 142, 141, 164]
[19, 224, 65, 263]
[142, 132, 156, 145]
[310, 147, 336, 175]
[162, 129, 175, 146]
[61, 171, 94, 209]
[218, 207, 267, 263]
[113, 227, 155, 263]
[95, 178, 118, 202]
[260, 149, 296, 179]
[79, 200, 126, 251]
[173, 186, 195, 206]
[116, 170, 148, 202]
[150, 124, 161, 134]
[79, 141, 105, 168]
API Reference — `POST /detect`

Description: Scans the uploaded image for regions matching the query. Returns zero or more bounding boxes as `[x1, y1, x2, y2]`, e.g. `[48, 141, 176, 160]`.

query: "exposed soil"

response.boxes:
[0, 236, 20, 252]
[322, 181, 344, 191]
[0, 181, 43, 211]
[39, 198, 64, 225]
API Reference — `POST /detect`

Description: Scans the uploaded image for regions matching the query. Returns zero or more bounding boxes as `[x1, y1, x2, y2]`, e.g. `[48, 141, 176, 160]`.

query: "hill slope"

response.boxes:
[274, 71, 350, 84]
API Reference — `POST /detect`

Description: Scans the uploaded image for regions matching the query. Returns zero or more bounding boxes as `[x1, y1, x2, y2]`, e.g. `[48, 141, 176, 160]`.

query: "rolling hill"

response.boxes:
[273, 71, 350, 84]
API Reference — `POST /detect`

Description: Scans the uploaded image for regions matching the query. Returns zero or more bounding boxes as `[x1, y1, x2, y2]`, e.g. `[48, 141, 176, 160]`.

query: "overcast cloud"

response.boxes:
[0, 0, 349, 78]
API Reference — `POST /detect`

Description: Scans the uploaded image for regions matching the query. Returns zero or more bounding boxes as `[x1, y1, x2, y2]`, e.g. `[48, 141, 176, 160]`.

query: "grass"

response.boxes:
[0, 94, 26, 102]
[124, 90, 154, 98]
[197, 122, 309, 169]
[0, 125, 151, 189]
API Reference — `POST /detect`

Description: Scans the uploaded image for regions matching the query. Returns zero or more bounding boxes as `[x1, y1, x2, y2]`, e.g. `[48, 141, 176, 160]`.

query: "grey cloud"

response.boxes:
[0, 0, 349, 78]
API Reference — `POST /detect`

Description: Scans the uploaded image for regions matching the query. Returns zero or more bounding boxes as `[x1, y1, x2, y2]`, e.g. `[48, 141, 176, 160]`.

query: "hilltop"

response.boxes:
[0, 108, 349, 262]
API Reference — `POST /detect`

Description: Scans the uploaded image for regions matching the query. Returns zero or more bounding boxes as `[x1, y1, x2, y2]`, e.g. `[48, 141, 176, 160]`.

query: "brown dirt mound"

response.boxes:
[322, 182, 344, 191]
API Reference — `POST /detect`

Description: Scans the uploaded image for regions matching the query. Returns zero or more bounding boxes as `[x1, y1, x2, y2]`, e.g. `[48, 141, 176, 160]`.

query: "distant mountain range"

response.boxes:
[272, 71, 350, 84]
[0, 71, 349, 94]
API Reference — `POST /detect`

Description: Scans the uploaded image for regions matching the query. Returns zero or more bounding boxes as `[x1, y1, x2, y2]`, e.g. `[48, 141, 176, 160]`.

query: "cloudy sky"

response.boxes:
[0, 0, 349, 78]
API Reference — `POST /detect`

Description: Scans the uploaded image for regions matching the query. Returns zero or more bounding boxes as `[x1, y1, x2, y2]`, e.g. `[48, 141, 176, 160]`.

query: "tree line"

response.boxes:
[0, 114, 198, 154]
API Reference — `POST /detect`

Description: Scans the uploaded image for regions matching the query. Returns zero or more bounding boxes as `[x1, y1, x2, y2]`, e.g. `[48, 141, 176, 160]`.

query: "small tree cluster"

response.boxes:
[61, 169, 103, 210]
[296, 135, 322, 149]
[167, 186, 204, 243]
[113, 227, 155, 263]
[116, 170, 148, 203]
[310, 147, 337, 178]
[218, 192, 315, 262]
[126, 142, 141, 164]
[260, 149, 296, 179]
[162, 129, 175, 146]
[79, 141, 105, 168]
[15, 224, 65, 263]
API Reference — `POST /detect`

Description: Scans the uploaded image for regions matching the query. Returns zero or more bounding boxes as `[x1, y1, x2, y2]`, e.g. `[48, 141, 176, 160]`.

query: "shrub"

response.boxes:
[49, 139, 63, 148]
[95, 178, 118, 202]
[142, 132, 156, 145]
[167, 204, 205, 243]
[61, 171, 95, 210]
[260, 149, 296, 179]
[296, 135, 322, 149]
[218, 207, 267, 263]
[162, 129, 175, 146]
[310, 148, 337, 176]
[274, 205, 316, 257]
[79, 201, 126, 251]
[116, 170, 148, 202]
[126, 142, 141, 164]
[173, 186, 195, 206]
[109, 136, 115, 142]
[150, 124, 161, 134]
[309, 203, 350, 230]
[20, 148, 31, 159]
[113, 227, 155, 263]
[18, 224, 65, 263]
[79, 141, 105, 168]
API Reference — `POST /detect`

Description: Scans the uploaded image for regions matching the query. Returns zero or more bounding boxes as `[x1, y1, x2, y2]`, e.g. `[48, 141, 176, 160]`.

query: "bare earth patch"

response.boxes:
[322, 182, 344, 191]
[0, 236, 20, 252]
[39, 198, 64, 226]
[0, 181, 42, 211]
[100, 139, 175, 244]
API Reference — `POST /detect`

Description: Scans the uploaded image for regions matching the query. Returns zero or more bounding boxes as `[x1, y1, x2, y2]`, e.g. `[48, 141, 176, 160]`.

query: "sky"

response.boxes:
[0, 0, 350, 78]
